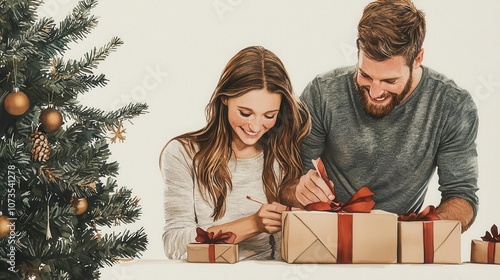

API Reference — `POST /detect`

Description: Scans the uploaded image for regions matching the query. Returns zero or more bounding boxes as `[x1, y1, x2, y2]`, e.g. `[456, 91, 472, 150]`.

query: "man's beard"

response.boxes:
[354, 70, 413, 118]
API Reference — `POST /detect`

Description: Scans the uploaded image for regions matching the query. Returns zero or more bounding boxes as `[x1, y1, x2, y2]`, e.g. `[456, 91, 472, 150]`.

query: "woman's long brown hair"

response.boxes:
[173, 46, 310, 220]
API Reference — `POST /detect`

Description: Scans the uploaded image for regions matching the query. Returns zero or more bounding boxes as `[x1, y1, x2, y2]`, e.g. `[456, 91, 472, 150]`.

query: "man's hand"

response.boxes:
[295, 169, 335, 206]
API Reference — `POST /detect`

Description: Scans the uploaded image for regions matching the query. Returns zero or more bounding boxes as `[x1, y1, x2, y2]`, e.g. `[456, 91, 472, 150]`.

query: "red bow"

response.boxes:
[305, 186, 375, 213]
[481, 224, 500, 243]
[195, 227, 236, 244]
[306, 158, 375, 213]
[398, 205, 441, 221]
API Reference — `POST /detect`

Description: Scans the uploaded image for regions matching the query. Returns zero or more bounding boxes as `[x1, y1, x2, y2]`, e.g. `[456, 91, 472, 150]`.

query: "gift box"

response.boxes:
[470, 224, 500, 264]
[281, 159, 397, 264]
[186, 227, 238, 264]
[397, 206, 461, 264]
[187, 243, 238, 264]
[281, 209, 398, 264]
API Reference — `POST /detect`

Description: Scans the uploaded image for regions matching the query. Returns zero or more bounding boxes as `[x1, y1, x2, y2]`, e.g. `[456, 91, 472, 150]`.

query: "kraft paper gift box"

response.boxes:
[397, 205, 461, 264]
[398, 220, 461, 263]
[470, 224, 500, 264]
[187, 243, 238, 264]
[281, 209, 398, 264]
[471, 240, 500, 264]
[186, 227, 238, 264]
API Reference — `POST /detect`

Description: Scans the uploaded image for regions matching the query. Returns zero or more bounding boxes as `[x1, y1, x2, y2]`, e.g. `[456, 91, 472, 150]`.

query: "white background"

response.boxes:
[38, 0, 500, 277]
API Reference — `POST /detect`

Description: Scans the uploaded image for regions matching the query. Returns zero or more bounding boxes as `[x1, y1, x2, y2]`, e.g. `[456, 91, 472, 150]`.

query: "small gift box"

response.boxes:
[398, 206, 461, 264]
[187, 227, 238, 264]
[281, 158, 397, 264]
[470, 224, 500, 264]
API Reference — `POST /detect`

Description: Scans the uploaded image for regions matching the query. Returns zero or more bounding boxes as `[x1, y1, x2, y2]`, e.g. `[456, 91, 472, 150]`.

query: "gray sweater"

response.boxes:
[300, 65, 479, 216]
[161, 140, 281, 260]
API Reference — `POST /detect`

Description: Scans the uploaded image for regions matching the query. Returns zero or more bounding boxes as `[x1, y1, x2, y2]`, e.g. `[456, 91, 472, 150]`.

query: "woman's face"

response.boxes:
[225, 88, 282, 154]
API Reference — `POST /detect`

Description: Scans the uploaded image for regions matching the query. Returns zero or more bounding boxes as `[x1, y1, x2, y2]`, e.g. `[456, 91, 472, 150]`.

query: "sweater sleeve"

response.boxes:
[299, 76, 328, 171]
[436, 93, 479, 218]
[160, 140, 198, 259]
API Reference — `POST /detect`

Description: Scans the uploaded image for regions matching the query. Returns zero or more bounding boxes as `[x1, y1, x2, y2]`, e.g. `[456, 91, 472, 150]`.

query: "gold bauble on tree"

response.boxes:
[3, 90, 30, 116]
[0, 215, 12, 239]
[40, 107, 63, 133]
[72, 198, 88, 215]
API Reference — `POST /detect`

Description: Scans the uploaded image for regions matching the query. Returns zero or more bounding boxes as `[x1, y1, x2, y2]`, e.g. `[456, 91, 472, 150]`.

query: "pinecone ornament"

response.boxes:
[30, 130, 50, 162]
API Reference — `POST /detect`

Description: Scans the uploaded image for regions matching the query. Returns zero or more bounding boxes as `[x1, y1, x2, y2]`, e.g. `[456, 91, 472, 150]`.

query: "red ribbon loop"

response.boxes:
[305, 186, 375, 213]
[195, 227, 237, 244]
[398, 205, 441, 221]
[481, 224, 500, 243]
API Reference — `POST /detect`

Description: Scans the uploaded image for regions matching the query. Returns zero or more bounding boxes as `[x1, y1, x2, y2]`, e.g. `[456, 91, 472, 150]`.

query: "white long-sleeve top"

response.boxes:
[160, 139, 281, 260]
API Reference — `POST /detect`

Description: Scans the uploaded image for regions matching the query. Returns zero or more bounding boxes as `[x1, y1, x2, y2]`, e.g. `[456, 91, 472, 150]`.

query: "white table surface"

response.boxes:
[99, 259, 498, 280]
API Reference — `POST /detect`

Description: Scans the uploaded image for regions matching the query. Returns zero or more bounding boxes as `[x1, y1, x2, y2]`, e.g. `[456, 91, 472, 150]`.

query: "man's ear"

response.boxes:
[413, 48, 424, 69]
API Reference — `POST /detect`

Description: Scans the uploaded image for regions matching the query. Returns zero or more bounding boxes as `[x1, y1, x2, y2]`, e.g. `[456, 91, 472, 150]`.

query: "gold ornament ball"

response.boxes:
[0, 216, 12, 239]
[72, 198, 88, 215]
[40, 108, 63, 133]
[3, 91, 30, 116]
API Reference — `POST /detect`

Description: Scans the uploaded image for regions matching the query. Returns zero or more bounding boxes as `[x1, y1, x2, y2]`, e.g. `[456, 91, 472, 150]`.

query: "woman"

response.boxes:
[160, 46, 310, 260]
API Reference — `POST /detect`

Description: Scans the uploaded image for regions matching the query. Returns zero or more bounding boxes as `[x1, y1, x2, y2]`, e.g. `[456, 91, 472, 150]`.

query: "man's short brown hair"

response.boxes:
[357, 0, 426, 66]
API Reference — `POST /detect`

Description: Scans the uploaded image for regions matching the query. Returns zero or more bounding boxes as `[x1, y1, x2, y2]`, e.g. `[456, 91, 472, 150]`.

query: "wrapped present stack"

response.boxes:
[471, 224, 500, 264]
[397, 206, 461, 264]
[281, 158, 464, 265]
[187, 227, 238, 264]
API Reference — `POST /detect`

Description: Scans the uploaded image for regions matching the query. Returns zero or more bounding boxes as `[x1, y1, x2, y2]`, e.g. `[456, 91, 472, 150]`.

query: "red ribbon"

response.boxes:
[487, 242, 495, 264]
[398, 206, 441, 263]
[195, 227, 236, 263]
[422, 221, 434, 263]
[304, 165, 375, 263]
[304, 186, 375, 213]
[398, 205, 441, 221]
[481, 224, 499, 264]
[337, 213, 353, 263]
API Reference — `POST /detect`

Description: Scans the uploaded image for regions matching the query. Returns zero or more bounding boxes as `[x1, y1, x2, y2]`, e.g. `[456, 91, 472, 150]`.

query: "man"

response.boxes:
[280, 0, 478, 231]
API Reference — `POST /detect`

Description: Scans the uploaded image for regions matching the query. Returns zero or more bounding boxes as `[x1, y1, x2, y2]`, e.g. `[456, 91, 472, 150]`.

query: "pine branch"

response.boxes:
[99, 228, 148, 265]
[0, 137, 31, 196]
[52, 36, 122, 82]
[0, 136, 31, 167]
[65, 103, 148, 131]
[53, 0, 98, 44]
[47, 137, 117, 196]
[6, 16, 52, 57]
[17, 202, 76, 243]
[92, 187, 142, 227]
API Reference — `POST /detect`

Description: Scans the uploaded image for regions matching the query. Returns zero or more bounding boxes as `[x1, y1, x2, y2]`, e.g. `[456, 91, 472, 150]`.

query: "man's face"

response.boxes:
[354, 50, 414, 118]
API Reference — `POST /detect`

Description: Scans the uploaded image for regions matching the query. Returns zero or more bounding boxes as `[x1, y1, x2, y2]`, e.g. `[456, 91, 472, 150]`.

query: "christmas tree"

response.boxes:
[0, 1, 148, 279]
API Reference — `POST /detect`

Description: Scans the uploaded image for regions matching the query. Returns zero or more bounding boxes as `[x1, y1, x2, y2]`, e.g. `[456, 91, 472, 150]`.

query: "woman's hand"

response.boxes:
[252, 202, 289, 234]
